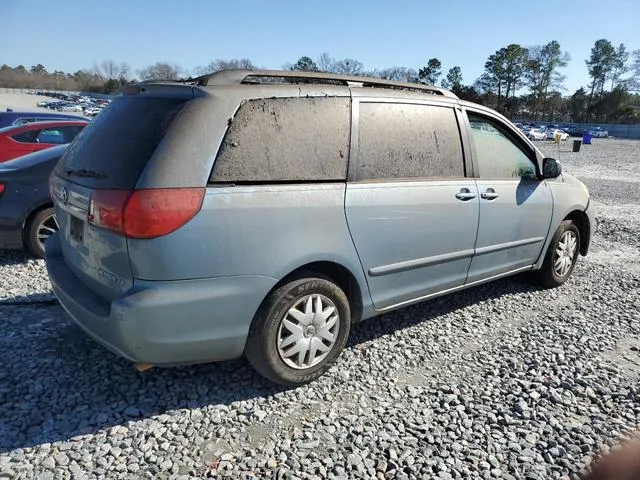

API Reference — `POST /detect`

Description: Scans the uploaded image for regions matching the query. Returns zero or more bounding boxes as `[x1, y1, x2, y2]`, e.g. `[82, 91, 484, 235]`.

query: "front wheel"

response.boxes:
[245, 276, 351, 385]
[535, 220, 580, 288]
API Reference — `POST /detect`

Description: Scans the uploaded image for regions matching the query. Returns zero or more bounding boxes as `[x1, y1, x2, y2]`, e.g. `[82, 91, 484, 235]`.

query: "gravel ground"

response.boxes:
[1, 138, 639, 480]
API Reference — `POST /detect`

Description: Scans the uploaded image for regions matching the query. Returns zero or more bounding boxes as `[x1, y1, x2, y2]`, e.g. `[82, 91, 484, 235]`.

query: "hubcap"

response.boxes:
[277, 294, 340, 370]
[553, 230, 577, 277]
[36, 214, 59, 252]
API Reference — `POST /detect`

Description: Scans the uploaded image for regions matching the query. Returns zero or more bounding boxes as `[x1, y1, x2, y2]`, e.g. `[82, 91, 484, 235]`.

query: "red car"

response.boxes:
[0, 120, 89, 163]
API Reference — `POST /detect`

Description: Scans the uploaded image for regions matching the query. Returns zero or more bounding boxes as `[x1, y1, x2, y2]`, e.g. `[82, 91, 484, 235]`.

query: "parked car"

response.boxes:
[564, 125, 586, 137]
[545, 129, 569, 141]
[84, 107, 103, 117]
[0, 120, 88, 163]
[45, 69, 595, 385]
[589, 127, 608, 138]
[0, 110, 85, 128]
[527, 128, 547, 140]
[58, 104, 84, 112]
[0, 145, 66, 257]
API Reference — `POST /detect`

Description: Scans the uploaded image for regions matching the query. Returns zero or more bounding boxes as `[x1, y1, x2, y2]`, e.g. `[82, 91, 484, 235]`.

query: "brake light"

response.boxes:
[89, 188, 205, 239]
[0, 183, 5, 196]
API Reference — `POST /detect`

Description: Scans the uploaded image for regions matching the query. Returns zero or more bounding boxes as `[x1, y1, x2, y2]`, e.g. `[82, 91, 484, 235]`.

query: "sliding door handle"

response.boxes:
[455, 188, 477, 201]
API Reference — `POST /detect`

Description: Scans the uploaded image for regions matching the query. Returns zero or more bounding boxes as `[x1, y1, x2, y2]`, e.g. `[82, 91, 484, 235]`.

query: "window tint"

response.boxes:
[59, 125, 84, 143]
[37, 128, 65, 144]
[211, 97, 350, 183]
[57, 96, 187, 188]
[12, 130, 40, 143]
[468, 113, 536, 179]
[356, 103, 464, 181]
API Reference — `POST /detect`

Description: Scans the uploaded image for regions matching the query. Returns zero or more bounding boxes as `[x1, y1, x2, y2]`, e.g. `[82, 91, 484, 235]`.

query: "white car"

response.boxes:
[545, 129, 569, 141]
[589, 127, 608, 138]
[59, 104, 83, 112]
[527, 128, 547, 141]
[84, 107, 103, 117]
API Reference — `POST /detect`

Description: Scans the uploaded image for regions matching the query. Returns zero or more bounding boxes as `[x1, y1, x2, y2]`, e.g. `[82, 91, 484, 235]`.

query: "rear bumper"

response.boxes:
[45, 233, 278, 366]
[0, 216, 23, 249]
[0, 215, 23, 233]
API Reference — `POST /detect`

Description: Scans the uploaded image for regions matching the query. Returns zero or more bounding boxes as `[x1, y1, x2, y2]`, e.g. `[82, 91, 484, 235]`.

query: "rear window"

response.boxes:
[55, 96, 186, 188]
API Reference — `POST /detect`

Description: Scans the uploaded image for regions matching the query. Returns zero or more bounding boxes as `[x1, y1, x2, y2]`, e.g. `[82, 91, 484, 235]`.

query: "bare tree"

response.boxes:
[332, 58, 363, 75]
[137, 62, 182, 81]
[196, 58, 256, 75]
[376, 66, 418, 82]
[316, 52, 336, 73]
[92, 60, 130, 82]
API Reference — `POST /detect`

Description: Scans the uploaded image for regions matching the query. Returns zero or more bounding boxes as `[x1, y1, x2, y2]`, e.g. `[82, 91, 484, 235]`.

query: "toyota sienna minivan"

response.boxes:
[46, 69, 595, 385]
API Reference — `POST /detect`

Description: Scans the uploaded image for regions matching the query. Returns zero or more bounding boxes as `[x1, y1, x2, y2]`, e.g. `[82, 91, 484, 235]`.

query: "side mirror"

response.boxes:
[542, 157, 562, 179]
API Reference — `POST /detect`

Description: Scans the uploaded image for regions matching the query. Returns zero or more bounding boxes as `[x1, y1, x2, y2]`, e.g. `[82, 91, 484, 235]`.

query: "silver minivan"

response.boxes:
[46, 70, 595, 385]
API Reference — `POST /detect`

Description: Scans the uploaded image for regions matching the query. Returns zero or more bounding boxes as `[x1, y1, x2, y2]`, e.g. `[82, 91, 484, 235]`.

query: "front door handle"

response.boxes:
[481, 188, 500, 200]
[455, 188, 477, 201]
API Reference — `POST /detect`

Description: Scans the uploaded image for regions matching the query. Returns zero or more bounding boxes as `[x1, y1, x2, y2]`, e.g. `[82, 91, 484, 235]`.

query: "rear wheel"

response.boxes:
[24, 207, 58, 259]
[245, 276, 351, 385]
[535, 220, 580, 288]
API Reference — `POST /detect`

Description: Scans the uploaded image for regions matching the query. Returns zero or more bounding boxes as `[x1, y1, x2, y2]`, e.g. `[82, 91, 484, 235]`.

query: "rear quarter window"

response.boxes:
[12, 130, 40, 143]
[210, 97, 350, 183]
[56, 96, 187, 188]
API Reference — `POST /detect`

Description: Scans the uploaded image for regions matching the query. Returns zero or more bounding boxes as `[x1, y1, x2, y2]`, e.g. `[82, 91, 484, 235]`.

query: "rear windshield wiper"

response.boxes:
[64, 168, 106, 179]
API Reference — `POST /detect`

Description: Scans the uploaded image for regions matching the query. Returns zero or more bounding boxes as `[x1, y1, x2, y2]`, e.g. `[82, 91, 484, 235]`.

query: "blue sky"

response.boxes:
[2, 0, 639, 93]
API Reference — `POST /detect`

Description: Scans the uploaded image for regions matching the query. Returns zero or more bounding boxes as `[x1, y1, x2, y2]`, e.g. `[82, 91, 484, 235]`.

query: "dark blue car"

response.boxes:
[0, 110, 85, 129]
[0, 145, 66, 258]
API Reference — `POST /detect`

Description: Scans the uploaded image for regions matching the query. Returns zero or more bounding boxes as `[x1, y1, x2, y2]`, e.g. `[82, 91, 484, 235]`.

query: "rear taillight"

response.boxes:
[0, 183, 5, 196]
[89, 188, 205, 239]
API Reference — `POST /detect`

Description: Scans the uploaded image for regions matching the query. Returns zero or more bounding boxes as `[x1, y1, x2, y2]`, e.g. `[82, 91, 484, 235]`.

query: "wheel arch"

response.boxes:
[564, 209, 590, 256]
[22, 202, 54, 236]
[260, 261, 364, 324]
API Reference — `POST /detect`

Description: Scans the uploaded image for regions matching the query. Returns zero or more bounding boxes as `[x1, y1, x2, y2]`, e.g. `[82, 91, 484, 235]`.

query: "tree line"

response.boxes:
[1, 38, 639, 124]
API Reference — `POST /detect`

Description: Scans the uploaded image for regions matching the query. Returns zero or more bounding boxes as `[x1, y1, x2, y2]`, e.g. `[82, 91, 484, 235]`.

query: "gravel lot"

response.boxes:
[1, 138, 639, 480]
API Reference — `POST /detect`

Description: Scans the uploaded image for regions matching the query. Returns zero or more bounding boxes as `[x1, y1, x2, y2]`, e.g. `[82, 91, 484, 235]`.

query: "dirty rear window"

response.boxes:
[210, 97, 350, 183]
[356, 102, 464, 181]
[56, 96, 187, 189]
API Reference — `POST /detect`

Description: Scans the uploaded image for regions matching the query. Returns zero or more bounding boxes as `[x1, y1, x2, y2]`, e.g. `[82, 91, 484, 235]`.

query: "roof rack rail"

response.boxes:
[186, 69, 458, 99]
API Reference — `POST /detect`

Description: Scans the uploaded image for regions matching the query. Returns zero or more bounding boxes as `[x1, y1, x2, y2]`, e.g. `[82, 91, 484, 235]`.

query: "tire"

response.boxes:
[245, 276, 351, 385]
[23, 207, 58, 259]
[535, 220, 580, 288]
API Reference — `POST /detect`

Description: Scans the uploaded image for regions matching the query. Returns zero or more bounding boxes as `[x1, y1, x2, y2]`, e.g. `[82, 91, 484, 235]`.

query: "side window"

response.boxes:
[211, 97, 350, 183]
[356, 102, 464, 181]
[59, 126, 84, 143]
[37, 128, 66, 144]
[11, 130, 40, 143]
[467, 113, 537, 179]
